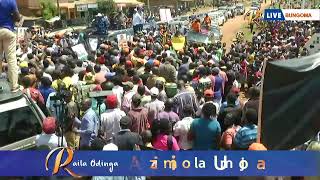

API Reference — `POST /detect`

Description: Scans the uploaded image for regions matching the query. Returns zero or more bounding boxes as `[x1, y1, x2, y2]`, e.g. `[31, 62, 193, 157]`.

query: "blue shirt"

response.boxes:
[234, 124, 257, 149]
[190, 118, 221, 150]
[213, 75, 223, 99]
[75, 108, 99, 147]
[39, 86, 55, 103]
[0, 0, 18, 31]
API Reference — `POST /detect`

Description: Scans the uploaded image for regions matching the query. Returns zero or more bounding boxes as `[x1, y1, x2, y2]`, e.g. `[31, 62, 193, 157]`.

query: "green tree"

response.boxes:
[97, 0, 116, 16]
[40, 0, 57, 20]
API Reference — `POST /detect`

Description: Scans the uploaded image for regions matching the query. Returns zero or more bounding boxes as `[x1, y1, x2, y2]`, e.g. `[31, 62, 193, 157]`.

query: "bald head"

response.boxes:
[81, 98, 92, 111]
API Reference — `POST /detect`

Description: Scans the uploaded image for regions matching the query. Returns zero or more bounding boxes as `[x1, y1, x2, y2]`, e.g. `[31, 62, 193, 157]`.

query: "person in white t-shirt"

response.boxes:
[173, 105, 194, 150]
[36, 117, 67, 149]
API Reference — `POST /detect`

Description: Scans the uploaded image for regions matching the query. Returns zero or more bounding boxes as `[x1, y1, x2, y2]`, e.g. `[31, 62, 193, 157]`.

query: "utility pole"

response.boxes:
[56, 0, 61, 17]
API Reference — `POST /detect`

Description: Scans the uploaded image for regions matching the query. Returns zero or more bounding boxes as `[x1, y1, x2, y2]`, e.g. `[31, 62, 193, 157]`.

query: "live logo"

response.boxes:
[266, 12, 283, 19]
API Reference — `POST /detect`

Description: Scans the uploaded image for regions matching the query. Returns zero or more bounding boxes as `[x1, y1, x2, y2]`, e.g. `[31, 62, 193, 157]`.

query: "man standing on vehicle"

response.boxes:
[203, 14, 212, 29]
[0, 0, 21, 92]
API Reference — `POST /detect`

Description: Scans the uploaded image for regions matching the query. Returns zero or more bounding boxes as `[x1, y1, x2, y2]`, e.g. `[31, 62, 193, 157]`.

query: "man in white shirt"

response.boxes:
[36, 117, 67, 149]
[101, 95, 126, 140]
[132, 9, 143, 34]
[173, 105, 194, 150]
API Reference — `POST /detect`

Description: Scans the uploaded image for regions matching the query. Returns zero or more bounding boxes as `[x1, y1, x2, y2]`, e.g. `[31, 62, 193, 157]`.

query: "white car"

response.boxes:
[208, 12, 225, 26]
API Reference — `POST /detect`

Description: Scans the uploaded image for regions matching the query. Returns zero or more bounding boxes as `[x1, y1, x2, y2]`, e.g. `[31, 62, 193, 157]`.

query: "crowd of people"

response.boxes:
[1, 0, 320, 154]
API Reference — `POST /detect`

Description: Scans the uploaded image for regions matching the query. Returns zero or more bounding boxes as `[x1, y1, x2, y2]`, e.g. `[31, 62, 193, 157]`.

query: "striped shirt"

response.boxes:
[234, 124, 257, 149]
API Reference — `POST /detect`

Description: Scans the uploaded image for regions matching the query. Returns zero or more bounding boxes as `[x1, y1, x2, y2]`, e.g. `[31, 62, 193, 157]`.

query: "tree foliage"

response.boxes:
[40, 0, 57, 20]
[97, 0, 116, 16]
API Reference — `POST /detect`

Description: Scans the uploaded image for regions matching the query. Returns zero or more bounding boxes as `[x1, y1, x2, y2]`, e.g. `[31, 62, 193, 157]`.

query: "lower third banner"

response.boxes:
[0, 149, 320, 177]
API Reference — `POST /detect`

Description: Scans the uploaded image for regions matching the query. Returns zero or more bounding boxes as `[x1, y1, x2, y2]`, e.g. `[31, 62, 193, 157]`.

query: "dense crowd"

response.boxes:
[1, 0, 320, 154]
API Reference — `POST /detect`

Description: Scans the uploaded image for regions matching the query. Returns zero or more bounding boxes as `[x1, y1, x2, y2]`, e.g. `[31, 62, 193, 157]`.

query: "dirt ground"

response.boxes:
[221, 1, 271, 50]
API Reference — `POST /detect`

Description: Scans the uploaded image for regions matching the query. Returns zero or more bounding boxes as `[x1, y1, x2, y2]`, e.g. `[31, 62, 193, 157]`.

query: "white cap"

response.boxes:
[150, 87, 159, 96]
[103, 143, 118, 151]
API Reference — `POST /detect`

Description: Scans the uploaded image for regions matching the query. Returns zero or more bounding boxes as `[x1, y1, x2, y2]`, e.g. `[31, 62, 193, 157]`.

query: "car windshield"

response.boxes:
[180, 16, 188, 21]
[0, 106, 42, 147]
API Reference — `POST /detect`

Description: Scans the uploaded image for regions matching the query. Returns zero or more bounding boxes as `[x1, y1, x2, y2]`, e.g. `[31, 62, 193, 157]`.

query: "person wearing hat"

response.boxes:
[195, 89, 220, 118]
[121, 81, 136, 113]
[127, 94, 149, 134]
[100, 95, 126, 141]
[112, 116, 143, 150]
[144, 87, 165, 123]
[36, 117, 67, 149]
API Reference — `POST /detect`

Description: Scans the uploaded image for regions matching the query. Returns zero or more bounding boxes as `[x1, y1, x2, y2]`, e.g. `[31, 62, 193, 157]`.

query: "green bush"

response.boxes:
[40, 0, 57, 20]
[97, 0, 116, 16]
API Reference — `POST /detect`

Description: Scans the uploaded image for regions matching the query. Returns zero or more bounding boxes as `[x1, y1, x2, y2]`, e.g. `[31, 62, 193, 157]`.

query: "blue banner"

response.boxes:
[0, 149, 320, 177]
[264, 9, 285, 21]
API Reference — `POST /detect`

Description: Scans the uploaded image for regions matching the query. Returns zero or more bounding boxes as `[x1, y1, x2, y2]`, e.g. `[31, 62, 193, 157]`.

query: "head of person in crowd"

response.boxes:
[245, 108, 258, 125]
[212, 67, 220, 76]
[155, 80, 164, 91]
[76, 60, 83, 68]
[248, 86, 260, 99]
[204, 89, 214, 102]
[150, 87, 159, 100]
[137, 85, 146, 96]
[226, 92, 238, 105]
[41, 77, 52, 88]
[177, 80, 186, 91]
[94, 64, 101, 73]
[101, 81, 114, 91]
[21, 76, 32, 89]
[133, 75, 141, 85]
[141, 130, 152, 146]
[201, 102, 217, 119]
[122, 81, 134, 92]
[120, 116, 132, 130]
[42, 117, 56, 135]
[91, 138, 106, 150]
[184, 104, 194, 118]
[132, 94, 142, 108]
[81, 98, 92, 112]
[159, 118, 172, 135]
[164, 98, 174, 112]
[105, 95, 118, 109]
[78, 70, 86, 82]
[64, 90, 73, 104]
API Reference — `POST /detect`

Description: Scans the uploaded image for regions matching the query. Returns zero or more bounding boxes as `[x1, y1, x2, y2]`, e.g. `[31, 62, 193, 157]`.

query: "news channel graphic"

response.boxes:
[0, 149, 320, 177]
[263, 9, 320, 21]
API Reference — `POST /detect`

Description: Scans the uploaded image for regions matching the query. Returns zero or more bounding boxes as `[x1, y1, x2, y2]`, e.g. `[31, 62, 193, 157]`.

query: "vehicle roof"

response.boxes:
[0, 80, 23, 104]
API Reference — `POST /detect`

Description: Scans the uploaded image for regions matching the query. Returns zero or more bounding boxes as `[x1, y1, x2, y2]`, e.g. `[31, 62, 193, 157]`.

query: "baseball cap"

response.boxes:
[204, 89, 214, 97]
[105, 95, 117, 109]
[42, 117, 56, 134]
[150, 87, 159, 96]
